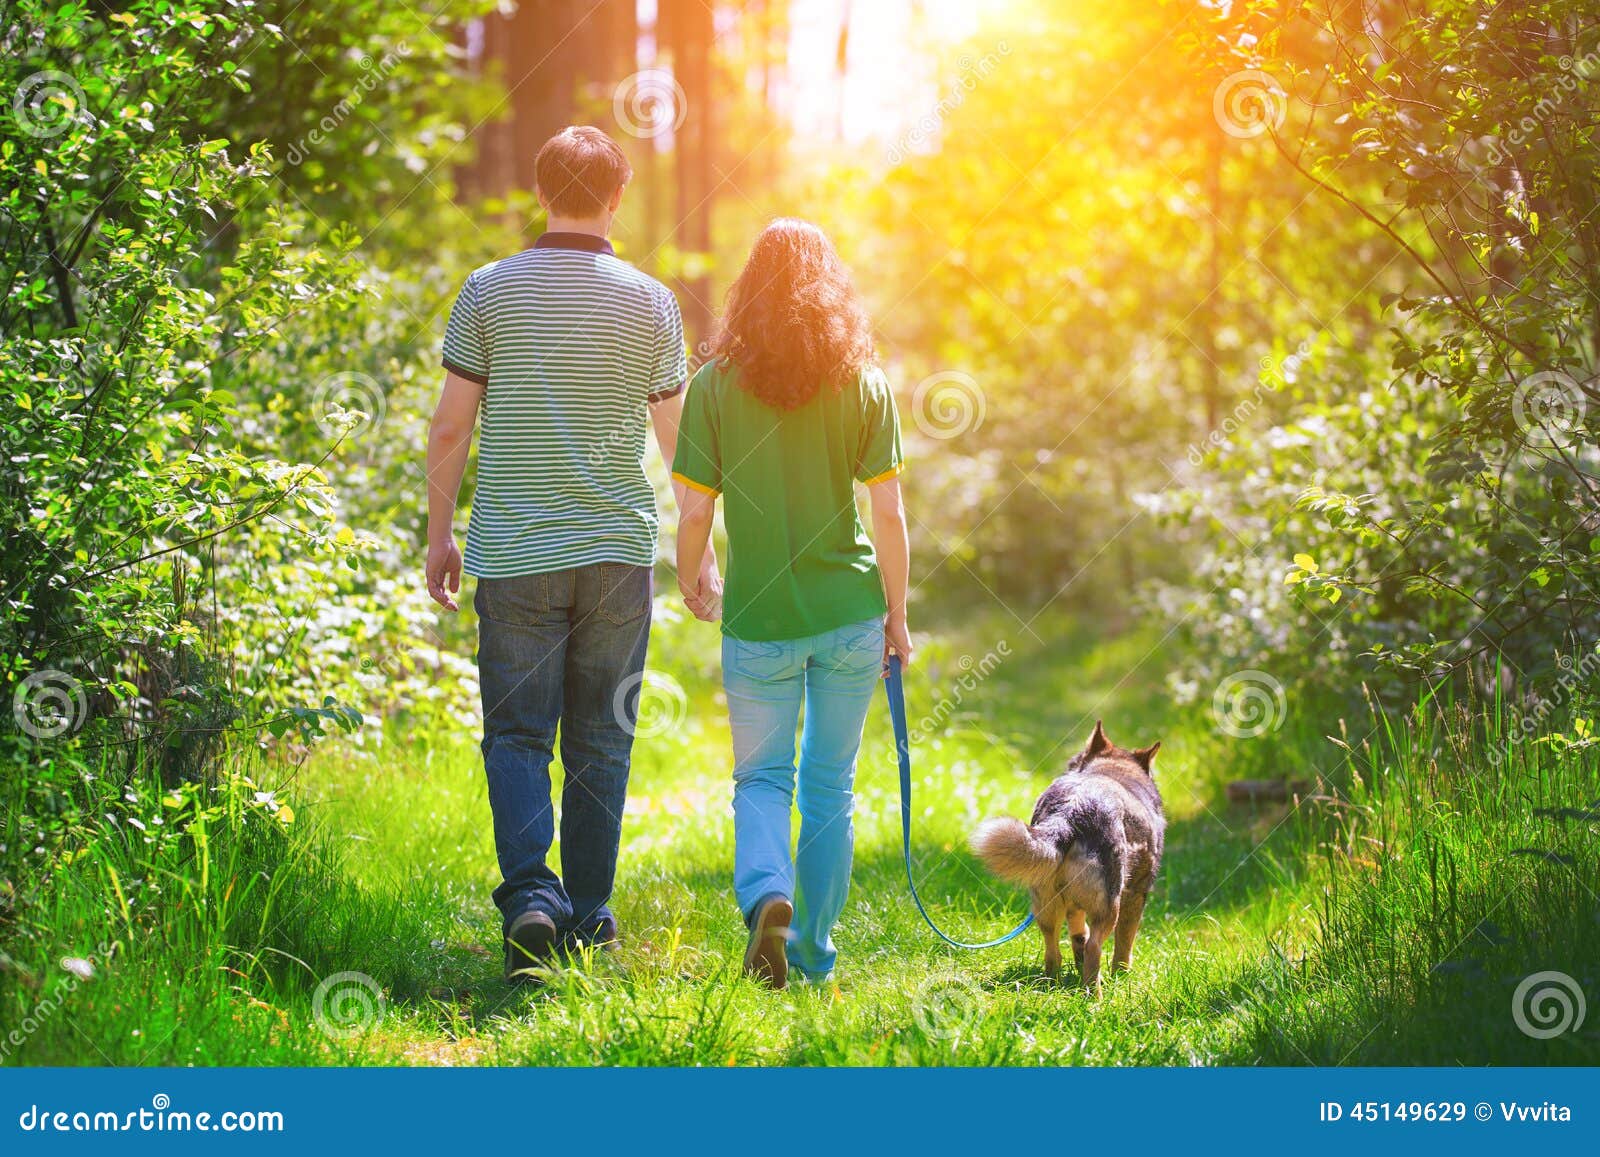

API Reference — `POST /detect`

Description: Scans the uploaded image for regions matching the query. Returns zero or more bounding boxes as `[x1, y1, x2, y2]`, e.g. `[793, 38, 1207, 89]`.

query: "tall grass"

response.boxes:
[3, 614, 1595, 1065]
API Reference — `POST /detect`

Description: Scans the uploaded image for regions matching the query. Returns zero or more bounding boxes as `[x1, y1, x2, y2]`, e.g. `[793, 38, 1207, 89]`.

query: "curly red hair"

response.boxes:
[709, 219, 875, 411]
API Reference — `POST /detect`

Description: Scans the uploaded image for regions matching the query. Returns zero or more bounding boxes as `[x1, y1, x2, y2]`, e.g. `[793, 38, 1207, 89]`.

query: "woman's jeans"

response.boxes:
[722, 616, 884, 979]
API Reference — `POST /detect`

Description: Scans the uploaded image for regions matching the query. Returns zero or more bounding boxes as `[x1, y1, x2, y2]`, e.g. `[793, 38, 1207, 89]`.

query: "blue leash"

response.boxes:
[884, 655, 1035, 949]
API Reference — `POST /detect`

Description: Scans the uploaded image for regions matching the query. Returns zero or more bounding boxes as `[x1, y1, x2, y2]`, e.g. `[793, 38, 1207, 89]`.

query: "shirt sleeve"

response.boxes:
[441, 273, 490, 385]
[855, 368, 904, 484]
[647, 290, 688, 403]
[671, 366, 721, 496]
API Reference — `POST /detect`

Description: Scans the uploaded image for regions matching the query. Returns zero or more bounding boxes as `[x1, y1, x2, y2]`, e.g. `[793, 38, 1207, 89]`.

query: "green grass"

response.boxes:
[3, 609, 1597, 1066]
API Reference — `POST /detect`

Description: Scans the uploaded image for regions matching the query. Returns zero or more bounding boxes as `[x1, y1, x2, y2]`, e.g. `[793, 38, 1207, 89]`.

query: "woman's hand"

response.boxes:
[883, 614, 914, 674]
[679, 552, 722, 622]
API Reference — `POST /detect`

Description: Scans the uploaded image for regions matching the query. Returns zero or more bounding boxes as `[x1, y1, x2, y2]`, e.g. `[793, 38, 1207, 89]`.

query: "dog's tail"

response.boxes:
[970, 817, 1061, 889]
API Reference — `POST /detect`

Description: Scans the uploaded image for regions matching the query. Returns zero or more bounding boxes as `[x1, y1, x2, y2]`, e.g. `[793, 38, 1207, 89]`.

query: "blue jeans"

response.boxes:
[723, 617, 884, 978]
[475, 563, 652, 939]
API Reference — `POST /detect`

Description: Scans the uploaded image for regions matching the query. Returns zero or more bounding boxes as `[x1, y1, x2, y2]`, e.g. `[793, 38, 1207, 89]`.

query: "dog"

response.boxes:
[971, 721, 1164, 987]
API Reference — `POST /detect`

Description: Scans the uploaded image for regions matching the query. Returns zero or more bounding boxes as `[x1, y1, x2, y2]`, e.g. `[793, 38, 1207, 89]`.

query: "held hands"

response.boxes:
[883, 613, 914, 676]
[426, 536, 463, 611]
[679, 551, 724, 622]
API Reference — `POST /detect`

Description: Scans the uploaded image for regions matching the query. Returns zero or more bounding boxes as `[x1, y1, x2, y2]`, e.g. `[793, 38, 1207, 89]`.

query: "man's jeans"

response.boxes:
[475, 563, 652, 939]
[723, 617, 884, 979]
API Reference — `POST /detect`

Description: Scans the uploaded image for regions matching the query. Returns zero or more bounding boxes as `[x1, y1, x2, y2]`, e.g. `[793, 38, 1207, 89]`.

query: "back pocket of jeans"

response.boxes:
[726, 638, 792, 681]
[474, 574, 549, 625]
[597, 563, 651, 625]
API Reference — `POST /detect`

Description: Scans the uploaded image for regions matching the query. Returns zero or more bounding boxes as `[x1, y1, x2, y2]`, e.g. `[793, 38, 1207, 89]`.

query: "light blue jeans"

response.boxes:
[723, 616, 885, 980]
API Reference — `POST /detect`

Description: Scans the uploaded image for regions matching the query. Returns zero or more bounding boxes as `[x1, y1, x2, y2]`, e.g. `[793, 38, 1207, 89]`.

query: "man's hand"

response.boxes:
[678, 551, 723, 622]
[427, 537, 463, 611]
[695, 553, 724, 621]
[883, 613, 915, 675]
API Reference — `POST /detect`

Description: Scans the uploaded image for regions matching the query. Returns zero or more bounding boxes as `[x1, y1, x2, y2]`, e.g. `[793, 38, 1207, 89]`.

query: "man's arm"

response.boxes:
[425, 370, 485, 611]
[867, 476, 914, 668]
[650, 388, 722, 620]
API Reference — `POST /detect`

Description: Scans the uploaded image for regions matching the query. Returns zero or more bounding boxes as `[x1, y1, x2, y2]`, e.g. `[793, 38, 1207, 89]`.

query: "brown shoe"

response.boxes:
[743, 894, 793, 990]
[504, 910, 558, 983]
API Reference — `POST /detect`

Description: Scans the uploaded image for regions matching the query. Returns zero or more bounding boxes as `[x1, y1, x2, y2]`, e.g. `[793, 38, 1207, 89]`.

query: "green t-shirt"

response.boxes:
[672, 361, 904, 641]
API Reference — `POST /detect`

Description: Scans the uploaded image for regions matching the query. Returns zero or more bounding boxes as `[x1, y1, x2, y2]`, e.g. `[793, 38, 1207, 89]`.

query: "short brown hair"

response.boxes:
[535, 126, 632, 217]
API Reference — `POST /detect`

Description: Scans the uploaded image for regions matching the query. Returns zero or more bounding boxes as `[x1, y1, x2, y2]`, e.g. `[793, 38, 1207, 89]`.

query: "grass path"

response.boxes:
[13, 609, 1595, 1066]
[304, 612, 1340, 1065]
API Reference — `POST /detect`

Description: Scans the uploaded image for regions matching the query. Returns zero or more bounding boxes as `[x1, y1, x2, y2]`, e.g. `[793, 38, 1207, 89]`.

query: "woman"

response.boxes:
[672, 219, 913, 989]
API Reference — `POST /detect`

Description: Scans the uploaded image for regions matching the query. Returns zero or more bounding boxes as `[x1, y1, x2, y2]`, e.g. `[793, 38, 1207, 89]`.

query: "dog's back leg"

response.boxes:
[1112, 889, 1148, 972]
[1081, 901, 1117, 992]
[1032, 889, 1065, 978]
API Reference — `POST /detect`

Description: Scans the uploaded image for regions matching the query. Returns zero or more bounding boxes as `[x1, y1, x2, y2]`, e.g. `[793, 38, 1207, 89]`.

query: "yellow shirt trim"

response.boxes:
[671, 471, 721, 497]
[859, 462, 905, 486]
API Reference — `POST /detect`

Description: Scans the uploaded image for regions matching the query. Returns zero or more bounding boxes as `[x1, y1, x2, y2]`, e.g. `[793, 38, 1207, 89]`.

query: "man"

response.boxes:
[425, 125, 719, 982]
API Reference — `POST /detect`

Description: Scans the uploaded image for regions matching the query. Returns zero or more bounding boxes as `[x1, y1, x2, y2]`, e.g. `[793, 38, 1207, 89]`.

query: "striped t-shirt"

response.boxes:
[441, 232, 687, 578]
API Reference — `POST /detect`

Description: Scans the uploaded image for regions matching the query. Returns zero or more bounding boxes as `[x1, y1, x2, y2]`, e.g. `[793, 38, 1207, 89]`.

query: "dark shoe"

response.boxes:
[561, 914, 619, 955]
[504, 910, 558, 983]
[743, 894, 793, 990]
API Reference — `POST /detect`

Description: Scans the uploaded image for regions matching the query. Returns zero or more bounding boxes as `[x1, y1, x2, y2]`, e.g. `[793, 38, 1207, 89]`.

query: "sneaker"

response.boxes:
[743, 894, 793, 990]
[504, 910, 558, 983]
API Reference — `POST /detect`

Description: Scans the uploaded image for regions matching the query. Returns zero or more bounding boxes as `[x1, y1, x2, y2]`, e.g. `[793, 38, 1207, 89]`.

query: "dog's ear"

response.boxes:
[1130, 741, 1161, 774]
[1086, 720, 1111, 757]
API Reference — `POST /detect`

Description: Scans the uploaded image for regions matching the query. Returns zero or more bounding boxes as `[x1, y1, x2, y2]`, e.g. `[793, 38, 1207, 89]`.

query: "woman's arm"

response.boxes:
[654, 392, 721, 619]
[867, 476, 914, 668]
[675, 485, 720, 621]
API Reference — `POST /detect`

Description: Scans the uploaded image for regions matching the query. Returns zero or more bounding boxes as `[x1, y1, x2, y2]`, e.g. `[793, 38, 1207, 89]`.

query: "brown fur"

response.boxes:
[970, 721, 1165, 988]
